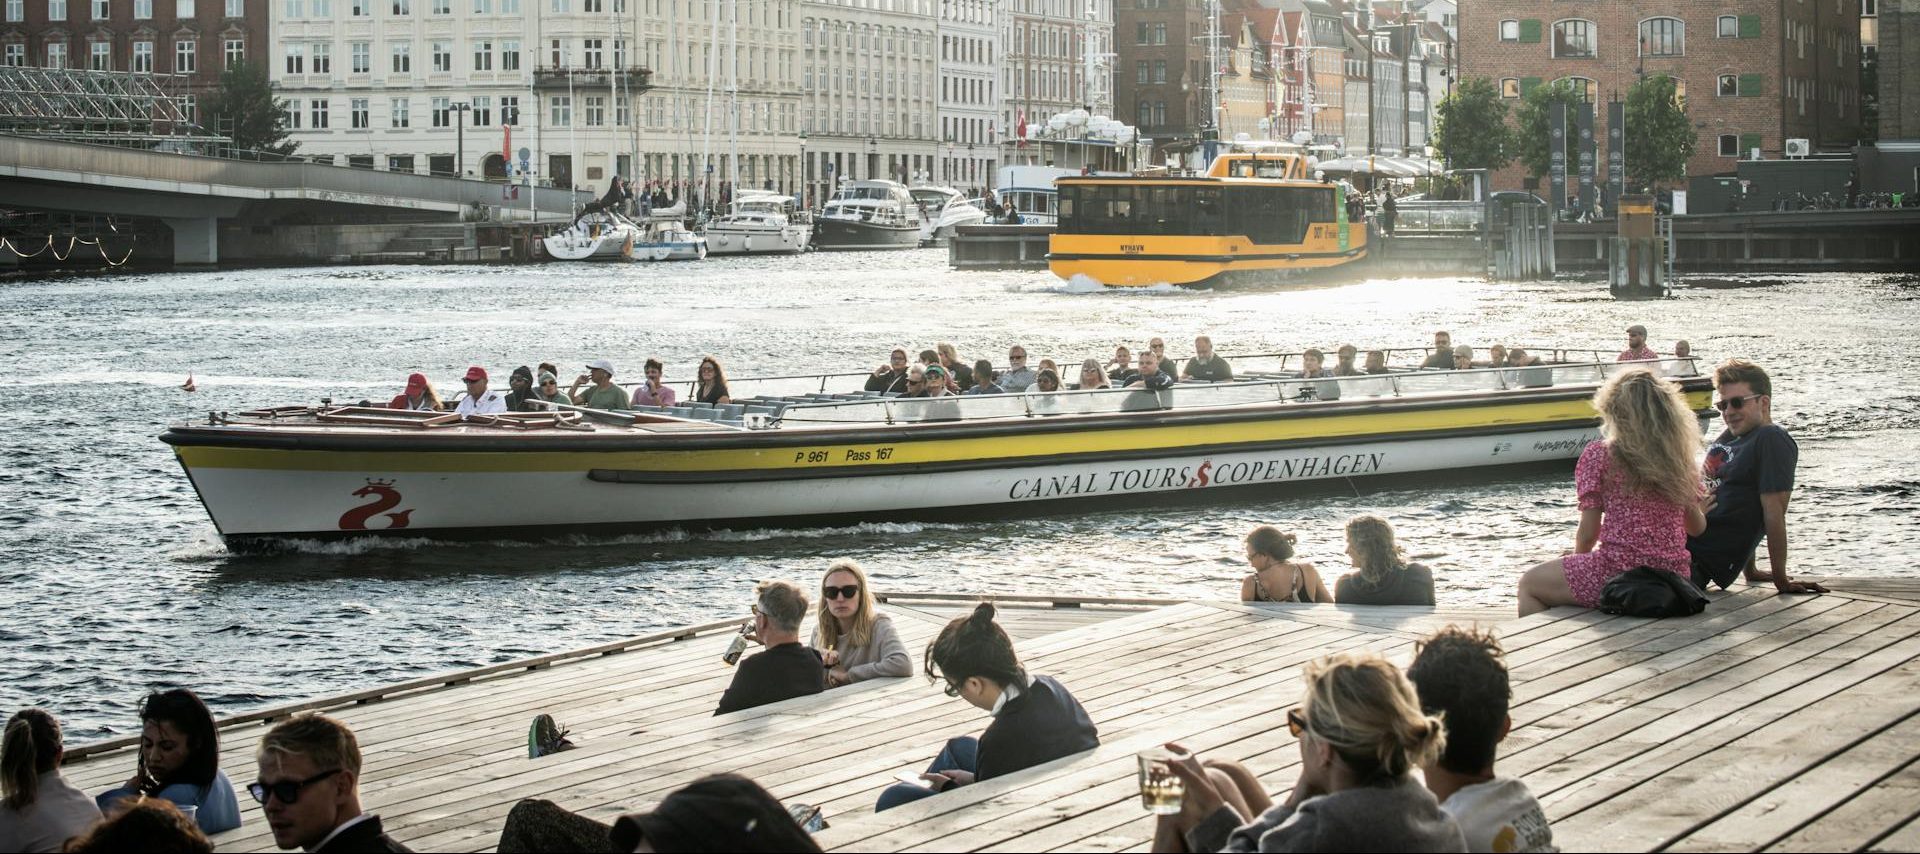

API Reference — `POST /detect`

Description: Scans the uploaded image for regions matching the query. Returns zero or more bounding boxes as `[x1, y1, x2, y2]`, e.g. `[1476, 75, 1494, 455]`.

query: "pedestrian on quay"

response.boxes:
[1515, 369, 1709, 616]
[1689, 360, 1827, 595]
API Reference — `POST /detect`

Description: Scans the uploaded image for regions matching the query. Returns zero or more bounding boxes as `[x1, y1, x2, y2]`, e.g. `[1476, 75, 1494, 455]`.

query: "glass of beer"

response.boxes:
[1137, 748, 1184, 814]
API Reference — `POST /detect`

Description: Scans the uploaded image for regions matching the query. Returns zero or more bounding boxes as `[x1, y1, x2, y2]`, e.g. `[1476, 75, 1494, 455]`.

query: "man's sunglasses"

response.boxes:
[1715, 394, 1764, 412]
[248, 769, 341, 805]
[1286, 706, 1308, 738]
[822, 584, 861, 600]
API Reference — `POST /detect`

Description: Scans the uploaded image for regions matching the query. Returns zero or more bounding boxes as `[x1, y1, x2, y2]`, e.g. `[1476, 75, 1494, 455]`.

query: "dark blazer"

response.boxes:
[315, 815, 413, 854]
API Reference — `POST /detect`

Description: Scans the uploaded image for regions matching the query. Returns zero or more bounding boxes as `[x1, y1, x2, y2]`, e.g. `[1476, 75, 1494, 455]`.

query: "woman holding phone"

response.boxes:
[94, 689, 241, 834]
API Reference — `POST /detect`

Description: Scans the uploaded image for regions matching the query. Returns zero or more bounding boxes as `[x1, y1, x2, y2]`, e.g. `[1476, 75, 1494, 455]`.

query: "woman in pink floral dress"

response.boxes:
[1517, 369, 1710, 616]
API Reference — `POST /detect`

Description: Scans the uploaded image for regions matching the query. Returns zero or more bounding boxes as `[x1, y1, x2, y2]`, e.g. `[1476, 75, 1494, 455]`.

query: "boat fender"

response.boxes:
[622, 234, 635, 257]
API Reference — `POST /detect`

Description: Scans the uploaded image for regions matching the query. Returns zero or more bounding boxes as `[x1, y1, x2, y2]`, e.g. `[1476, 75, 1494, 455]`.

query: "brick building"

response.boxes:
[1113, 0, 1208, 153]
[1882, 0, 1917, 139]
[1, 0, 269, 130]
[1459, 1, 1860, 188]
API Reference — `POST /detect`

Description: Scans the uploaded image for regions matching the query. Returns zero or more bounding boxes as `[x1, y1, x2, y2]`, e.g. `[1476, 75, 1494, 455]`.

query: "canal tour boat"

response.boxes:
[1048, 144, 1367, 287]
[160, 356, 1708, 550]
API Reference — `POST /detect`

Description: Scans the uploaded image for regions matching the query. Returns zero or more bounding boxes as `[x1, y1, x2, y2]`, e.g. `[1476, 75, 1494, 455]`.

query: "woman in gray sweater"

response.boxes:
[1152, 652, 1466, 853]
[813, 560, 912, 686]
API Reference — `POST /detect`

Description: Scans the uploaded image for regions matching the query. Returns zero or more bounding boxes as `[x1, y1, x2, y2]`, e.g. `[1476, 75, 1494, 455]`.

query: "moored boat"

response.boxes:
[909, 184, 989, 246]
[631, 203, 707, 261]
[161, 357, 1708, 550]
[813, 180, 924, 251]
[541, 212, 644, 262]
[704, 191, 813, 255]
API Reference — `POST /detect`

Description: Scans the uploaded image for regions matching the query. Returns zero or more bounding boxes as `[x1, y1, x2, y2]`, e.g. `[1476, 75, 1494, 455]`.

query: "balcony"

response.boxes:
[532, 65, 652, 92]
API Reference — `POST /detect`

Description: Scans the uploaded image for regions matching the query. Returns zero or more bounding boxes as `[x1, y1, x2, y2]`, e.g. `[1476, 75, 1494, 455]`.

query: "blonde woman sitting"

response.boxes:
[1240, 526, 1332, 604]
[814, 560, 912, 687]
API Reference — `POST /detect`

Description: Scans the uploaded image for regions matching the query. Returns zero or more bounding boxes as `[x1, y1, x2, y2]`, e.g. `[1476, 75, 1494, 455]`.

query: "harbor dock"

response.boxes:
[57, 583, 1920, 852]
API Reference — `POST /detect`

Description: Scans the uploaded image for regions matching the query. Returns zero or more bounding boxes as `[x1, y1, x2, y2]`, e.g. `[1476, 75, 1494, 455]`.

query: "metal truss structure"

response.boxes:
[0, 66, 223, 143]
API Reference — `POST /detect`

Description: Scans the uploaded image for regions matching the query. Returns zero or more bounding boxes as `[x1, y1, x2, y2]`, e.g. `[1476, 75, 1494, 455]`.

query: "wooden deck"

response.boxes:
[60, 582, 1920, 852]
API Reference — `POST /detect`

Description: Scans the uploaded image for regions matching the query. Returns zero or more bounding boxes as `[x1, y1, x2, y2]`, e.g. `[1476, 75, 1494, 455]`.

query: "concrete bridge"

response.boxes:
[0, 134, 589, 266]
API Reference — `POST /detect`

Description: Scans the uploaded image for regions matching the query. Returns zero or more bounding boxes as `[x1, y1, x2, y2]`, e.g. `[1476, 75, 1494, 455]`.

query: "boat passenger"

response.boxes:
[387, 372, 441, 411]
[715, 581, 825, 715]
[1125, 351, 1176, 390]
[1240, 526, 1332, 604]
[1516, 370, 1708, 616]
[1332, 344, 1361, 377]
[1505, 348, 1541, 367]
[1618, 324, 1657, 362]
[1150, 653, 1464, 853]
[814, 560, 912, 687]
[1333, 515, 1436, 606]
[1148, 337, 1172, 371]
[63, 799, 210, 854]
[1299, 348, 1331, 379]
[1031, 369, 1062, 393]
[1, 708, 102, 854]
[1687, 360, 1826, 596]
[252, 714, 411, 853]
[875, 603, 1099, 811]
[965, 360, 1005, 395]
[1076, 359, 1111, 391]
[95, 689, 242, 835]
[1106, 346, 1133, 383]
[1422, 331, 1455, 369]
[531, 371, 569, 409]
[454, 366, 509, 419]
[693, 357, 732, 406]
[1183, 336, 1234, 382]
[1407, 628, 1556, 854]
[1001, 345, 1037, 392]
[1038, 358, 1059, 378]
[936, 343, 975, 391]
[1487, 345, 1508, 369]
[504, 366, 539, 412]
[631, 358, 677, 408]
[1665, 341, 1696, 377]
[865, 349, 912, 395]
[901, 364, 930, 398]
[1451, 346, 1477, 371]
[1365, 350, 1391, 375]
[568, 360, 630, 411]
[1002, 202, 1023, 224]
[920, 366, 956, 400]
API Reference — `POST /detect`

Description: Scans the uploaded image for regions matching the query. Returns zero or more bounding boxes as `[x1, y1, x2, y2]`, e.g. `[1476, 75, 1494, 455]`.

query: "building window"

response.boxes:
[1552, 20, 1595, 58]
[390, 41, 409, 72]
[48, 0, 65, 19]
[549, 94, 570, 126]
[1665, 76, 1686, 109]
[430, 40, 449, 72]
[177, 93, 195, 122]
[283, 99, 300, 128]
[472, 39, 491, 70]
[174, 39, 195, 72]
[309, 97, 329, 128]
[473, 0, 489, 10]
[1153, 59, 1165, 83]
[132, 40, 153, 71]
[1500, 77, 1520, 98]
[351, 0, 366, 12]
[1499, 19, 1519, 41]
[1639, 17, 1684, 56]
[549, 38, 561, 67]
[312, 41, 328, 73]
[582, 0, 598, 9]
[431, 95, 449, 126]
[387, 154, 413, 172]
[1556, 76, 1597, 102]
[1718, 133, 1738, 156]
[391, 0, 406, 11]
[1135, 59, 1147, 84]
[350, 97, 368, 128]
[583, 38, 602, 68]
[5, 0, 21, 20]
[225, 0, 240, 15]
[284, 0, 301, 16]
[1718, 73, 1737, 96]
[284, 42, 304, 73]
[311, 0, 326, 12]
[500, 39, 519, 70]
[470, 94, 490, 124]
[350, 41, 368, 73]
[224, 38, 243, 69]
[431, 0, 446, 11]
[390, 96, 408, 127]
[500, 94, 518, 125]
[3, 44, 21, 66]
[134, 0, 150, 17]
[176, 0, 193, 14]
[90, 0, 104, 17]
[584, 94, 604, 125]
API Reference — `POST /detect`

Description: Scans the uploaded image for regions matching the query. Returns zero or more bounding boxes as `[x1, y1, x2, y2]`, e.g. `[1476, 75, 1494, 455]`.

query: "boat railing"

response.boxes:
[776, 358, 1700, 425]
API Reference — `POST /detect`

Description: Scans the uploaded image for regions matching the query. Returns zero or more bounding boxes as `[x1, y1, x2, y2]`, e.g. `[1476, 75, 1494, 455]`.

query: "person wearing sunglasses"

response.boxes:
[900, 364, 930, 398]
[875, 603, 1097, 811]
[865, 349, 913, 395]
[94, 689, 241, 836]
[1001, 345, 1037, 392]
[251, 714, 409, 853]
[1150, 653, 1463, 853]
[452, 366, 508, 419]
[1687, 360, 1826, 595]
[715, 581, 825, 716]
[813, 560, 910, 688]
[1076, 359, 1112, 391]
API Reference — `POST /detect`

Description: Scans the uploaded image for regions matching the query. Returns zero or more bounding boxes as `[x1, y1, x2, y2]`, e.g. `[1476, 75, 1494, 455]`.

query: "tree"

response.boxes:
[1432, 77, 1512, 171]
[1622, 76, 1694, 190]
[203, 60, 297, 156]
[1513, 80, 1586, 180]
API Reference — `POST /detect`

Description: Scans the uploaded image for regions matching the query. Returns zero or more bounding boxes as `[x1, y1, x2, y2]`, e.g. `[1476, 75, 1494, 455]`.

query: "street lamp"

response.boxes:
[451, 101, 472, 177]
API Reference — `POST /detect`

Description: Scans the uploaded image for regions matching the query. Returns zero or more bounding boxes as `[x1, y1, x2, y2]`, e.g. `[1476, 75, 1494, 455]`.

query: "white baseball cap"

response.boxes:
[586, 359, 616, 375]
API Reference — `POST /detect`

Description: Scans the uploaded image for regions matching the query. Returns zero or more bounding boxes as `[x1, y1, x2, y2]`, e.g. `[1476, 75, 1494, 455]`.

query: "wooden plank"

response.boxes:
[1678, 715, 1920, 851]
[1763, 758, 1920, 852]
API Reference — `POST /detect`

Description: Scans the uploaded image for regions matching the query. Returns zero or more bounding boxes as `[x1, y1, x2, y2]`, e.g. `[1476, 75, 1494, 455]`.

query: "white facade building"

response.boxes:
[936, 0, 1001, 191]
[798, 0, 941, 207]
[271, 0, 803, 206]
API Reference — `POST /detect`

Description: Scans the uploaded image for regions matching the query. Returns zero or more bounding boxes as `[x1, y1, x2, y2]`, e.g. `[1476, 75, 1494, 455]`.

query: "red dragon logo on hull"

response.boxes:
[339, 479, 414, 530]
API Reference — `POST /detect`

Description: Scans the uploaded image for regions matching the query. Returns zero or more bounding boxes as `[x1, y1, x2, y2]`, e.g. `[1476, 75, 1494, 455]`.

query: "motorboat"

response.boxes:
[812, 180, 924, 251]
[704, 191, 813, 255]
[908, 184, 989, 246]
[161, 354, 1709, 549]
[541, 211, 645, 261]
[991, 164, 1076, 226]
[630, 201, 706, 261]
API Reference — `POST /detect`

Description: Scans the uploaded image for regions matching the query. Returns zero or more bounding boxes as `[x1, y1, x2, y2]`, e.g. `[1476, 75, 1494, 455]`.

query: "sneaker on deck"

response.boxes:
[527, 713, 576, 758]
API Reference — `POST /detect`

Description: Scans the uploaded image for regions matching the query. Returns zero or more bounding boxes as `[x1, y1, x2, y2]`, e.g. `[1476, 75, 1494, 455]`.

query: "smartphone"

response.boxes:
[893, 771, 935, 788]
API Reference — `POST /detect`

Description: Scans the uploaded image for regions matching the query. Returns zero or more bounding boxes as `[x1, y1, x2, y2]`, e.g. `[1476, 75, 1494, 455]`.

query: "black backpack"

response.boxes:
[1599, 567, 1709, 618]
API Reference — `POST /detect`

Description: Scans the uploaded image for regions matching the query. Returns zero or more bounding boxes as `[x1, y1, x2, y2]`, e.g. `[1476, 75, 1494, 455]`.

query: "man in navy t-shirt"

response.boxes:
[1687, 360, 1828, 594]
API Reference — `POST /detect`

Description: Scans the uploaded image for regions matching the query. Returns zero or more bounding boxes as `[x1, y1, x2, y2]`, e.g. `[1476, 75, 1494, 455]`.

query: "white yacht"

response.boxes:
[541, 212, 646, 262]
[631, 201, 707, 261]
[909, 184, 990, 245]
[704, 191, 813, 255]
[812, 180, 925, 251]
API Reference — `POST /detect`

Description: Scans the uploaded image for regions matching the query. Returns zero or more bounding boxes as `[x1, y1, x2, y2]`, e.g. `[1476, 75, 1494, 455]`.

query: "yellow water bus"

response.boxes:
[1048, 146, 1366, 287]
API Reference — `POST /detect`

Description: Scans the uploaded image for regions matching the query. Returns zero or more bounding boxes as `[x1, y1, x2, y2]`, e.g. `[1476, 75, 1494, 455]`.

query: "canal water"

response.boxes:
[3, 252, 1917, 739]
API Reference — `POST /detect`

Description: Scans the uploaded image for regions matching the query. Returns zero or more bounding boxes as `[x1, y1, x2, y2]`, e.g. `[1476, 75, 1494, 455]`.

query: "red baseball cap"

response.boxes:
[405, 372, 427, 392]
[463, 366, 487, 382]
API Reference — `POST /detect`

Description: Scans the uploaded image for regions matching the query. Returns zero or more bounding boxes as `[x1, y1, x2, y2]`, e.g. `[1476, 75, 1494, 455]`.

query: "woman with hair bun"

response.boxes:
[94, 689, 241, 834]
[1152, 653, 1466, 852]
[1241, 526, 1331, 604]
[1, 709, 102, 853]
[875, 603, 1099, 811]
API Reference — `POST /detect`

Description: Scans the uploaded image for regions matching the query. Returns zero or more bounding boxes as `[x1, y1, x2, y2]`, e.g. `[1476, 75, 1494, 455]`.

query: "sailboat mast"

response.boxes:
[728, 0, 739, 195]
[702, 0, 720, 210]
